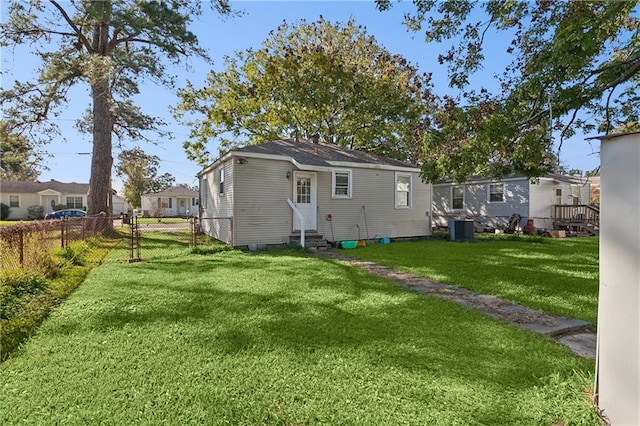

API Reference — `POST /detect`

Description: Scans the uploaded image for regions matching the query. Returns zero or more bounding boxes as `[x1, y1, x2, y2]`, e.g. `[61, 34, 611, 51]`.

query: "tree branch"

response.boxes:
[114, 36, 187, 55]
[49, 0, 93, 52]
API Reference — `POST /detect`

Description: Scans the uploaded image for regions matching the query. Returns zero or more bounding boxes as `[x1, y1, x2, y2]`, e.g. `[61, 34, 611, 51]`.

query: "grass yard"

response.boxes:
[0, 234, 600, 424]
[341, 235, 599, 324]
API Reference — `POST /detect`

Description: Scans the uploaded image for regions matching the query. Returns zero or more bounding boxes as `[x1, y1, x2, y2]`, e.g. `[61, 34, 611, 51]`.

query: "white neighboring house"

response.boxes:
[198, 138, 432, 247]
[111, 193, 131, 216]
[0, 179, 131, 219]
[140, 186, 199, 217]
[432, 174, 596, 232]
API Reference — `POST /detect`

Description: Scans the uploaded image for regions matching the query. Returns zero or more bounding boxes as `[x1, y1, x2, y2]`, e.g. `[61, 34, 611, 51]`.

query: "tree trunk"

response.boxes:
[87, 4, 113, 218]
[88, 79, 113, 216]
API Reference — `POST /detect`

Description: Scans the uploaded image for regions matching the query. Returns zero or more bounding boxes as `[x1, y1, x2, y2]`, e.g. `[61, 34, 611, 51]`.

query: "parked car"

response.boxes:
[44, 209, 87, 220]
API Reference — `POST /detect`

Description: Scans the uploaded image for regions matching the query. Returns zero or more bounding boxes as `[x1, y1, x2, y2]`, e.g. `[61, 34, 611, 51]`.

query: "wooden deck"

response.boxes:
[552, 204, 600, 236]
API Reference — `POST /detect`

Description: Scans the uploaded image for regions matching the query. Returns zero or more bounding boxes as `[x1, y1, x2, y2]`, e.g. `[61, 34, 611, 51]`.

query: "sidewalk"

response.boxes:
[315, 250, 597, 359]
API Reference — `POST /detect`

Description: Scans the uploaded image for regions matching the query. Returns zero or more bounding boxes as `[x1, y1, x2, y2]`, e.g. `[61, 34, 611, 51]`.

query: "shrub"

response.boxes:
[54, 241, 90, 266]
[52, 204, 67, 211]
[0, 269, 50, 320]
[0, 203, 10, 220]
[26, 205, 44, 220]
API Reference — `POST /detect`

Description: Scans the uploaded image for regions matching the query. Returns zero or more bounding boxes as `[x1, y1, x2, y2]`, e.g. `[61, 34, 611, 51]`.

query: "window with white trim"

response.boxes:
[219, 167, 225, 195]
[332, 170, 352, 198]
[451, 186, 464, 210]
[157, 197, 172, 209]
[66, 196, 83, 209]
[9, 195, 19, 208]
[395, 173, 412, 208]
[488, 183, 505, 203]
[201, 176, 208, 208]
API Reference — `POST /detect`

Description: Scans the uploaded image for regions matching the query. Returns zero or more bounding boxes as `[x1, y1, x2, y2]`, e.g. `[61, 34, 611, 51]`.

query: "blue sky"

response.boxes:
[1, 1, 602, 191]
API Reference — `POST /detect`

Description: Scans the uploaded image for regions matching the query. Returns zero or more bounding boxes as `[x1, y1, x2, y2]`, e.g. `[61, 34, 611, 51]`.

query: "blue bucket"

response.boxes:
[379, 237, 390, 245]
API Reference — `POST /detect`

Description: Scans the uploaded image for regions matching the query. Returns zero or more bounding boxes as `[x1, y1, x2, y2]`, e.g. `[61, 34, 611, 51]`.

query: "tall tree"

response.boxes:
[0, 0, 232, 214]
[0, 121, 43, 181]
[115, 148, 175, 208]
[377, 0, 639, 182]
[174, 18, 434, 166]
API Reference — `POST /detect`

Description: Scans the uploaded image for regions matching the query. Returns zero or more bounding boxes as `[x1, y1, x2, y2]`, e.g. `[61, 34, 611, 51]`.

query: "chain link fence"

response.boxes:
[0, 216, 120, 275]
[1, 216, 232, 273]
[124, 216, 200, 261]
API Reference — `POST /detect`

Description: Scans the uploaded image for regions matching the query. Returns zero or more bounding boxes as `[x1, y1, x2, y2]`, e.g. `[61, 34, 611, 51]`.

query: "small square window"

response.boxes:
[332, 170, 352, 198]
[9, 195, 19, 208]
[489, 183, 505, 203]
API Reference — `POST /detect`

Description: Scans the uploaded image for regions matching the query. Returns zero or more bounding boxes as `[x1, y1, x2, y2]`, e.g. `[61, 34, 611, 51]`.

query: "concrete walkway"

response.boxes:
[315, 250, 596, 359]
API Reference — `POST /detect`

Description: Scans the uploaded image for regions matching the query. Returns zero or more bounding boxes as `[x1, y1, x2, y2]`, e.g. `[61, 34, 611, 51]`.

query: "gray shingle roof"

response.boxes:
[142, 186, 198, 197]
[234, 139, 417, 169]
[0, 179, 90, 194]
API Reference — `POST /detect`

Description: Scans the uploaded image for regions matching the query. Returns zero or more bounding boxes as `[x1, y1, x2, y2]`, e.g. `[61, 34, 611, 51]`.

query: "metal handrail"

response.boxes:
[287, 199, 305, 248]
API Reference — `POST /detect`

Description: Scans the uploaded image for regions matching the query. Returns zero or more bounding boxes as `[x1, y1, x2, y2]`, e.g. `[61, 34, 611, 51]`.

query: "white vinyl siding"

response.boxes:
[233, 158, 292, 245]
[332, 170, 352, 199]
[317, 168, 430, 241]
[395, 173, 412, 208]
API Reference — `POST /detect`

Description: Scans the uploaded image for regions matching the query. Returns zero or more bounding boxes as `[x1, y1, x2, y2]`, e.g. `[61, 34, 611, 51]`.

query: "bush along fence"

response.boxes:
[0, 217, 116, 273]
[0, 216, 120, 362]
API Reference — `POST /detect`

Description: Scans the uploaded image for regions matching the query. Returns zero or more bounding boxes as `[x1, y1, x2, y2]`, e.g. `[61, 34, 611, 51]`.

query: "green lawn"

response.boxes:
[341, 235, 599, 324]
[0, 234, 599, 424]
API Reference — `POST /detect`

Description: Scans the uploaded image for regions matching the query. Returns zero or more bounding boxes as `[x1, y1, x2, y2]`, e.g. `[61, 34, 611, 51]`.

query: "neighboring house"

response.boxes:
[140, 186, 199, 217]
[111, 193, 131, 216]
[0, 179, 89, 219]
[0, 179, 131, 219]
[198, 138, 432, 247]
[586, 175, 600, 205]
[432, 174, 594, 232]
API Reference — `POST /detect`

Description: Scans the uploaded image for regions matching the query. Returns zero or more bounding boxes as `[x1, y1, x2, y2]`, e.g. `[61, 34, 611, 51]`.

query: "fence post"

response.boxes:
[60, 220, 65, 248]
[19, 229, 24, 267]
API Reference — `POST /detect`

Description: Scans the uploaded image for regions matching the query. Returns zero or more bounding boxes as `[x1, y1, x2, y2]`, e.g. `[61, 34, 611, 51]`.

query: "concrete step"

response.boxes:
[289, 234, 327, 249]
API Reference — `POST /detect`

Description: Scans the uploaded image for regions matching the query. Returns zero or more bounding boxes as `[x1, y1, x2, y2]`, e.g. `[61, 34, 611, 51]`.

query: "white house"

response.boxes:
[0, 179, 130, 219]
[198, 138, 432, 247]
[431, 174, 595, 233]
[140, 186, 199, 217]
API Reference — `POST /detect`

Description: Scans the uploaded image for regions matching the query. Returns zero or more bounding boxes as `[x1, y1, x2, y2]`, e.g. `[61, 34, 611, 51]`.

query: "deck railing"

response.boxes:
[552, 204, 600, 225]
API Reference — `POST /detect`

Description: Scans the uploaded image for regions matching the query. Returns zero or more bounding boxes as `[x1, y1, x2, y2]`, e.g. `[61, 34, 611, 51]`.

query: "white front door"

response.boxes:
[293, 171, 317, 231]
[178, 198, 187, 215]
[43, 196, 58, 213]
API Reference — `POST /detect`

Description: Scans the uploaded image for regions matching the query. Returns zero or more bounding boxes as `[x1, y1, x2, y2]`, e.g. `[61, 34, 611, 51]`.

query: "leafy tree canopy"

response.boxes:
[174, 17, 435, 166]
[0, 121, 43, 181]
[115, 148, 175, 208]
[377, 0, 639, 182]
[1, 0, 232, 214]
